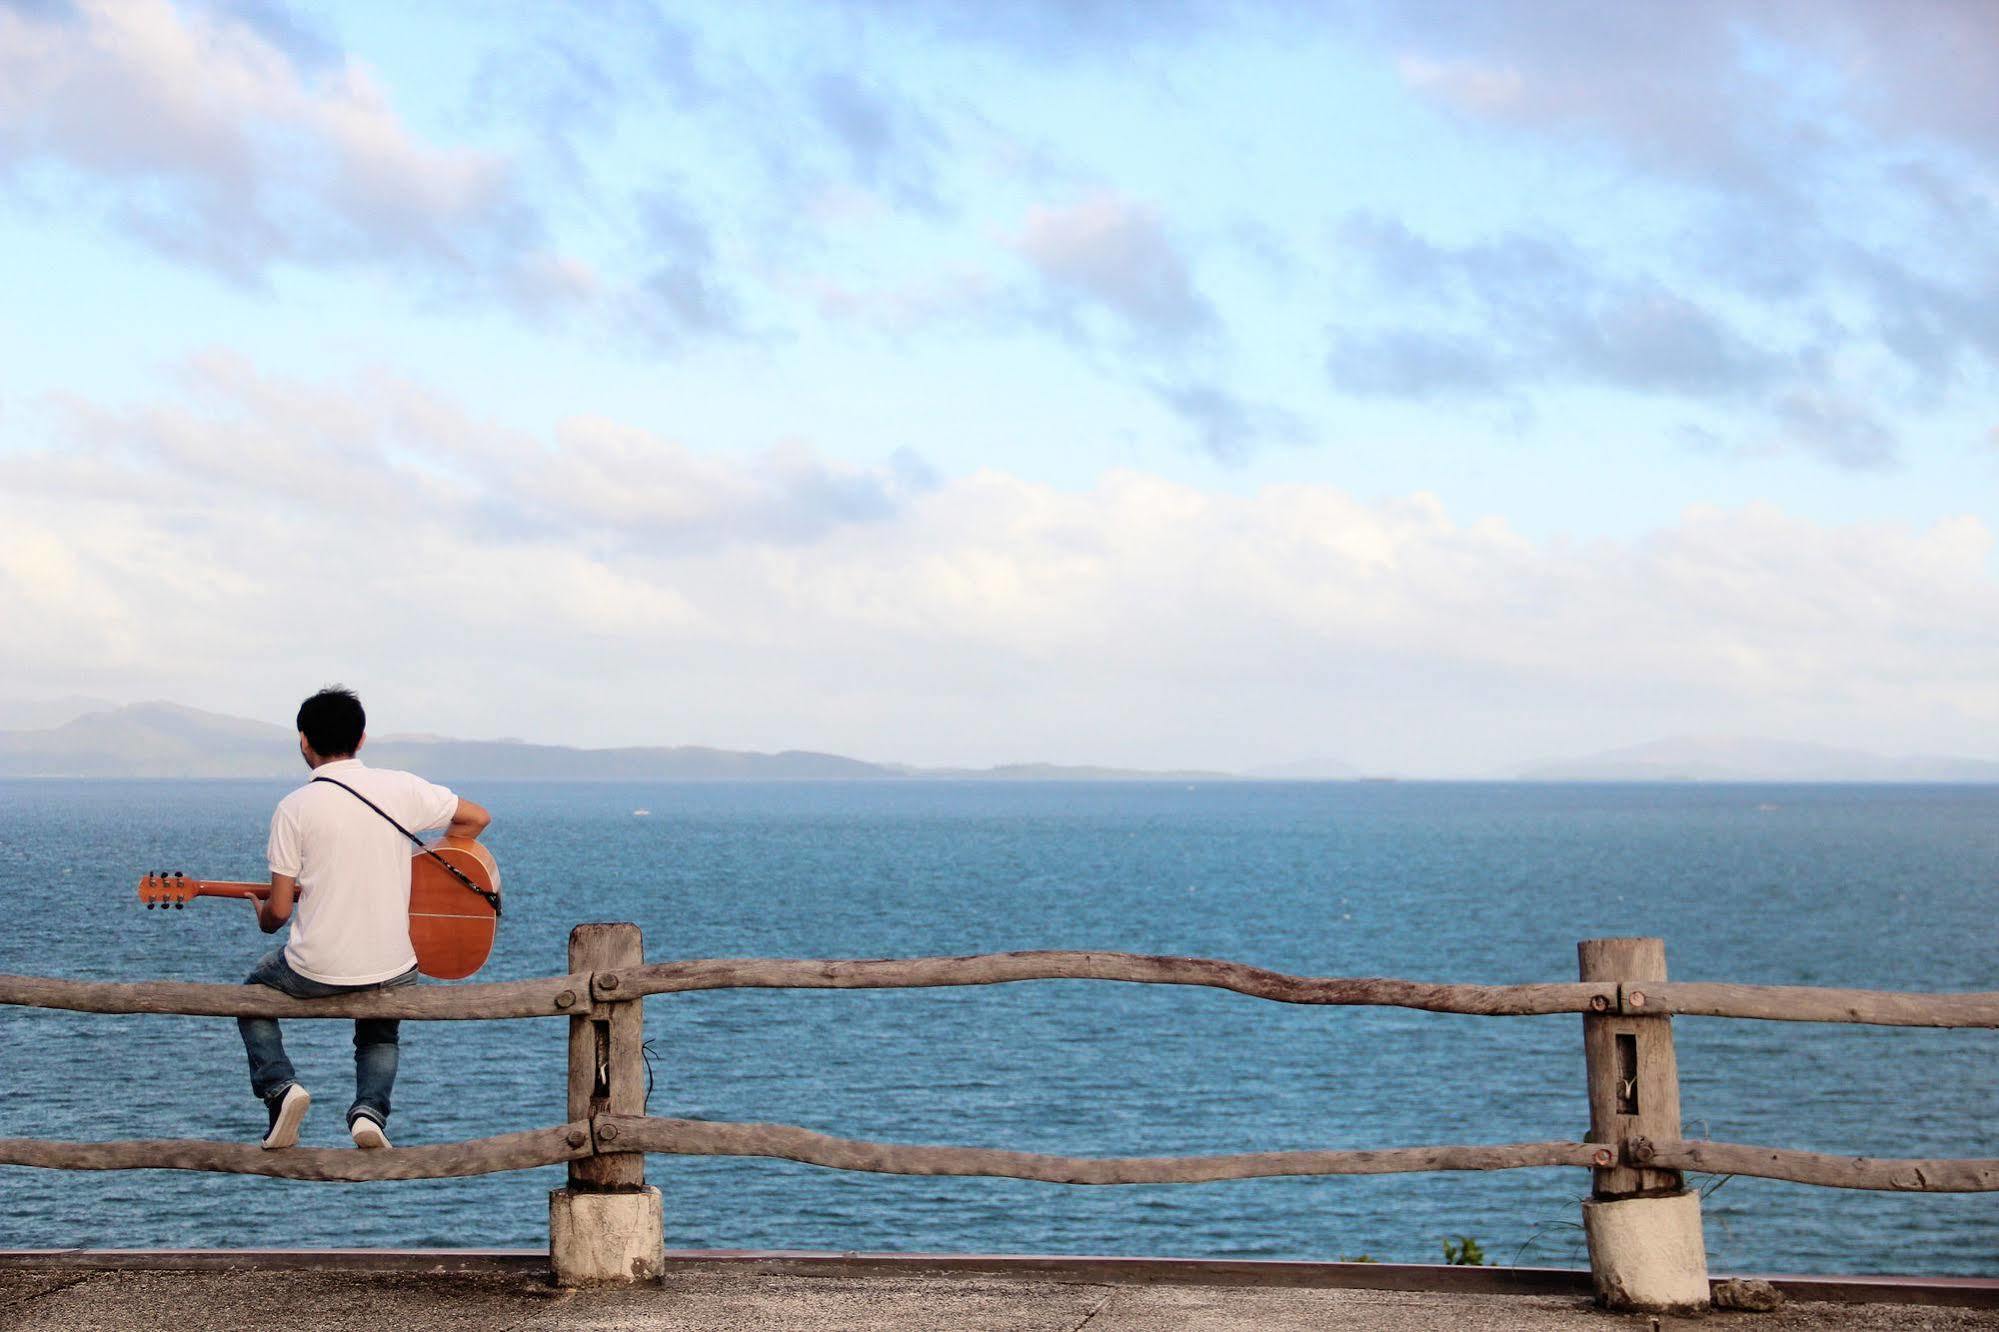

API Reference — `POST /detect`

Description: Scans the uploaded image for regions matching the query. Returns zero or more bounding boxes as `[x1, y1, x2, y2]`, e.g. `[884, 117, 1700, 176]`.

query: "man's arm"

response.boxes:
[444, 797, 491, 841]
[264, 800, 300, 931]
[255, 873, 299, 932]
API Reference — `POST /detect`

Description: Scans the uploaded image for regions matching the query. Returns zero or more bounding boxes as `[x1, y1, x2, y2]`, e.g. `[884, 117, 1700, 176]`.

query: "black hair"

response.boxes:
[297, 687, 365, 757]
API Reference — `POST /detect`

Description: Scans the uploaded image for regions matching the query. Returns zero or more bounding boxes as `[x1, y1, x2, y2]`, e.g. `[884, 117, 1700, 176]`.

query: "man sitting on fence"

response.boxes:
[240, 686, 491, 1151]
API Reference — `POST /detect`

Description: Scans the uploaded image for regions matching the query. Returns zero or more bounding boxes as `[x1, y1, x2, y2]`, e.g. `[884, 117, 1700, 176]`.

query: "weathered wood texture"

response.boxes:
[601, 952, 1615, 1015]
[6, 1119, 1994, 1192]
[1644, 1140, 1999, 1192]
[1580, 937, 1683, 1197]
[568, 923, 646, 1189]
[9, 962, 1993, 1026]
[0, 1123, 590, 1180]
[0, 973, 593, 1020]
[1636, 982, 1999, 1027]
[600, 1115, 1601, 1184]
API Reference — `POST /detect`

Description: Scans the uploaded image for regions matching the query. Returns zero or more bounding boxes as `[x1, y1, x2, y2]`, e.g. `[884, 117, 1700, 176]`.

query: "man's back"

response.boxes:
[241, 686, 490, 1151]
[268, 757, 458, 985]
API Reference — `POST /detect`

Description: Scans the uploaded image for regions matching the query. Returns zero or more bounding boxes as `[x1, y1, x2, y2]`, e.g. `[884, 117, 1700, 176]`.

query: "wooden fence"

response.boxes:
[1, 929, 1995, 1263]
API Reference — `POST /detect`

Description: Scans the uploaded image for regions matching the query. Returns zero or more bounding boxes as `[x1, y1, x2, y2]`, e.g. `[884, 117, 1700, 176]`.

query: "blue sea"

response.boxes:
[0, 779, 1993, 1275]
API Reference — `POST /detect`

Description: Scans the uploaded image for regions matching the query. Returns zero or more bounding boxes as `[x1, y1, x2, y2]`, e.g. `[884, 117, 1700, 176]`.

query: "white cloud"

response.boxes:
[0, 0, 534, 282]
[1015, 194, 1213, 340]
[810, 268, 1000, 336]
[808, 69, 946, 211]
[1383, 3, 1830, 189]
[1322, 213, 1922, 467]
[4, 363, 1996, 772]
[13, 353, 923, 552]
[1148, 381, 1308, 465]
[517, 421, 923, 552]
[1379, 2, 1999, 383]
[1396, 55, 1524, 114]
[1330, 215, 1786, 400]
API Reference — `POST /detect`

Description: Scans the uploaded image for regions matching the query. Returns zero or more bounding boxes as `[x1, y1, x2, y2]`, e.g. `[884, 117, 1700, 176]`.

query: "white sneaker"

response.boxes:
[349, 1114, 391, 1149]
[261, 1084, 310, 1150]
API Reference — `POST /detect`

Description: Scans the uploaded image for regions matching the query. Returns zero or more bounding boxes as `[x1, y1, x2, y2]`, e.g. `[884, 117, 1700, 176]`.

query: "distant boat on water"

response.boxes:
[632, 808, 651, 817]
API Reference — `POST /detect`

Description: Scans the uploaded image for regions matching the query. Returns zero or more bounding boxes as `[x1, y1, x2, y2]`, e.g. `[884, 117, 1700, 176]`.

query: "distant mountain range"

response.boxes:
[1516, 735, 1999, 783]
[0, 702, 303, 778]
[3, 700, 1995, 783]
[0, 702, 1235, 781]
[1243, 757, 1363, 780]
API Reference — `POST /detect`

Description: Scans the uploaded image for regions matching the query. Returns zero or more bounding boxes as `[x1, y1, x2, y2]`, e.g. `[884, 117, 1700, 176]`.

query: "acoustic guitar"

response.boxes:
[135, 838, 501, 980]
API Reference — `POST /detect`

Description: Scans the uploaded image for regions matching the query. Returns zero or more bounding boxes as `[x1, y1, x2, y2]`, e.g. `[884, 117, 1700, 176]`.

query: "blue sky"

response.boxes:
[2, 0, 1996, 773]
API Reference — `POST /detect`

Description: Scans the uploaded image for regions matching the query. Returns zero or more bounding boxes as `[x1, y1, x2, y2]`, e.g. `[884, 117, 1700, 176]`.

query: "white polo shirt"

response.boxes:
[267, 757, 460, 985]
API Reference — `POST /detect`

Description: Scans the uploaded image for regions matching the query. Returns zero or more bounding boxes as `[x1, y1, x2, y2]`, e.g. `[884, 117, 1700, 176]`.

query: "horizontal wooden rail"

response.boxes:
[4, 958, 1995, 1028]
[4, 1116, 1993, 1193]
[0, 1123, 591, 1180]
[1642, 1140, 1999, 1192]
[0, 973, 594, 1020]
[1636, 982, 1999, 1028]
[0, 1120, 1600, 1183]
[599, 1115, 1602, 1183]
[599, 952, 1616, 1015]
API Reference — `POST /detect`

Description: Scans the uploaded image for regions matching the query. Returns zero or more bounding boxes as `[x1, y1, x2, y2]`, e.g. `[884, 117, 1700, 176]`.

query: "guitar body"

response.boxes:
[137, 840, 501, 980]
[407, 838, 500, 980]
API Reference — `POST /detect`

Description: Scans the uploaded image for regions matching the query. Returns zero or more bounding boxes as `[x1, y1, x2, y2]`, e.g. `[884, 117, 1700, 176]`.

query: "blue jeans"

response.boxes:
[239, 950, 419, 1127]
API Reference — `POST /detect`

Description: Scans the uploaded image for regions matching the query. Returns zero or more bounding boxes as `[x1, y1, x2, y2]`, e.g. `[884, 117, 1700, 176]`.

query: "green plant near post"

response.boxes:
[1441, 1234, 1489, 1266]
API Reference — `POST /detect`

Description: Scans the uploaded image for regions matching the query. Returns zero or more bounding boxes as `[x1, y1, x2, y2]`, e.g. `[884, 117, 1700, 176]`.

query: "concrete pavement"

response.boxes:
[1, 1256, 1993, 1331]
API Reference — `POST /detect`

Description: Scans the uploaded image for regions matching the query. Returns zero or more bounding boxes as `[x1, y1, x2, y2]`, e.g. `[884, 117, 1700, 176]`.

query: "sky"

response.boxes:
[1, 0, 1996, 775]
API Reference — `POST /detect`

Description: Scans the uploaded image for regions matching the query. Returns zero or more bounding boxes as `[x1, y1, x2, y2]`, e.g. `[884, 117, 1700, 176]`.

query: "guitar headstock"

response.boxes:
[136, 870, 196, 909]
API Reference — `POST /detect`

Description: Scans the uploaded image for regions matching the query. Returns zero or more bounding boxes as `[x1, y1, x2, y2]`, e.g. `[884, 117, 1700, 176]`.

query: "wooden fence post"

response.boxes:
[1578, 937, 1708, 1313]
[549, 922, 662, 1285]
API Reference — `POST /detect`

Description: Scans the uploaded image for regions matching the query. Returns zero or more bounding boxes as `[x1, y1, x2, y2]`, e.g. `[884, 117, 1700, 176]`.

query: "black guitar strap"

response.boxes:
[311, 775, 502, 916]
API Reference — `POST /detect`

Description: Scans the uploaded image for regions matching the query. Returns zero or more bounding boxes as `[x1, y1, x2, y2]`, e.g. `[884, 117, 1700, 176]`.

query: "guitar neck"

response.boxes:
[190, 881, 271, 901]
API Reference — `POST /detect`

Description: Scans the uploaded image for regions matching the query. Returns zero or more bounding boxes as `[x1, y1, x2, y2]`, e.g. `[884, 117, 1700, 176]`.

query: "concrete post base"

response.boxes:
[1582, 1189, 1709, 1313]
[549, 1187, 664, 1286]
